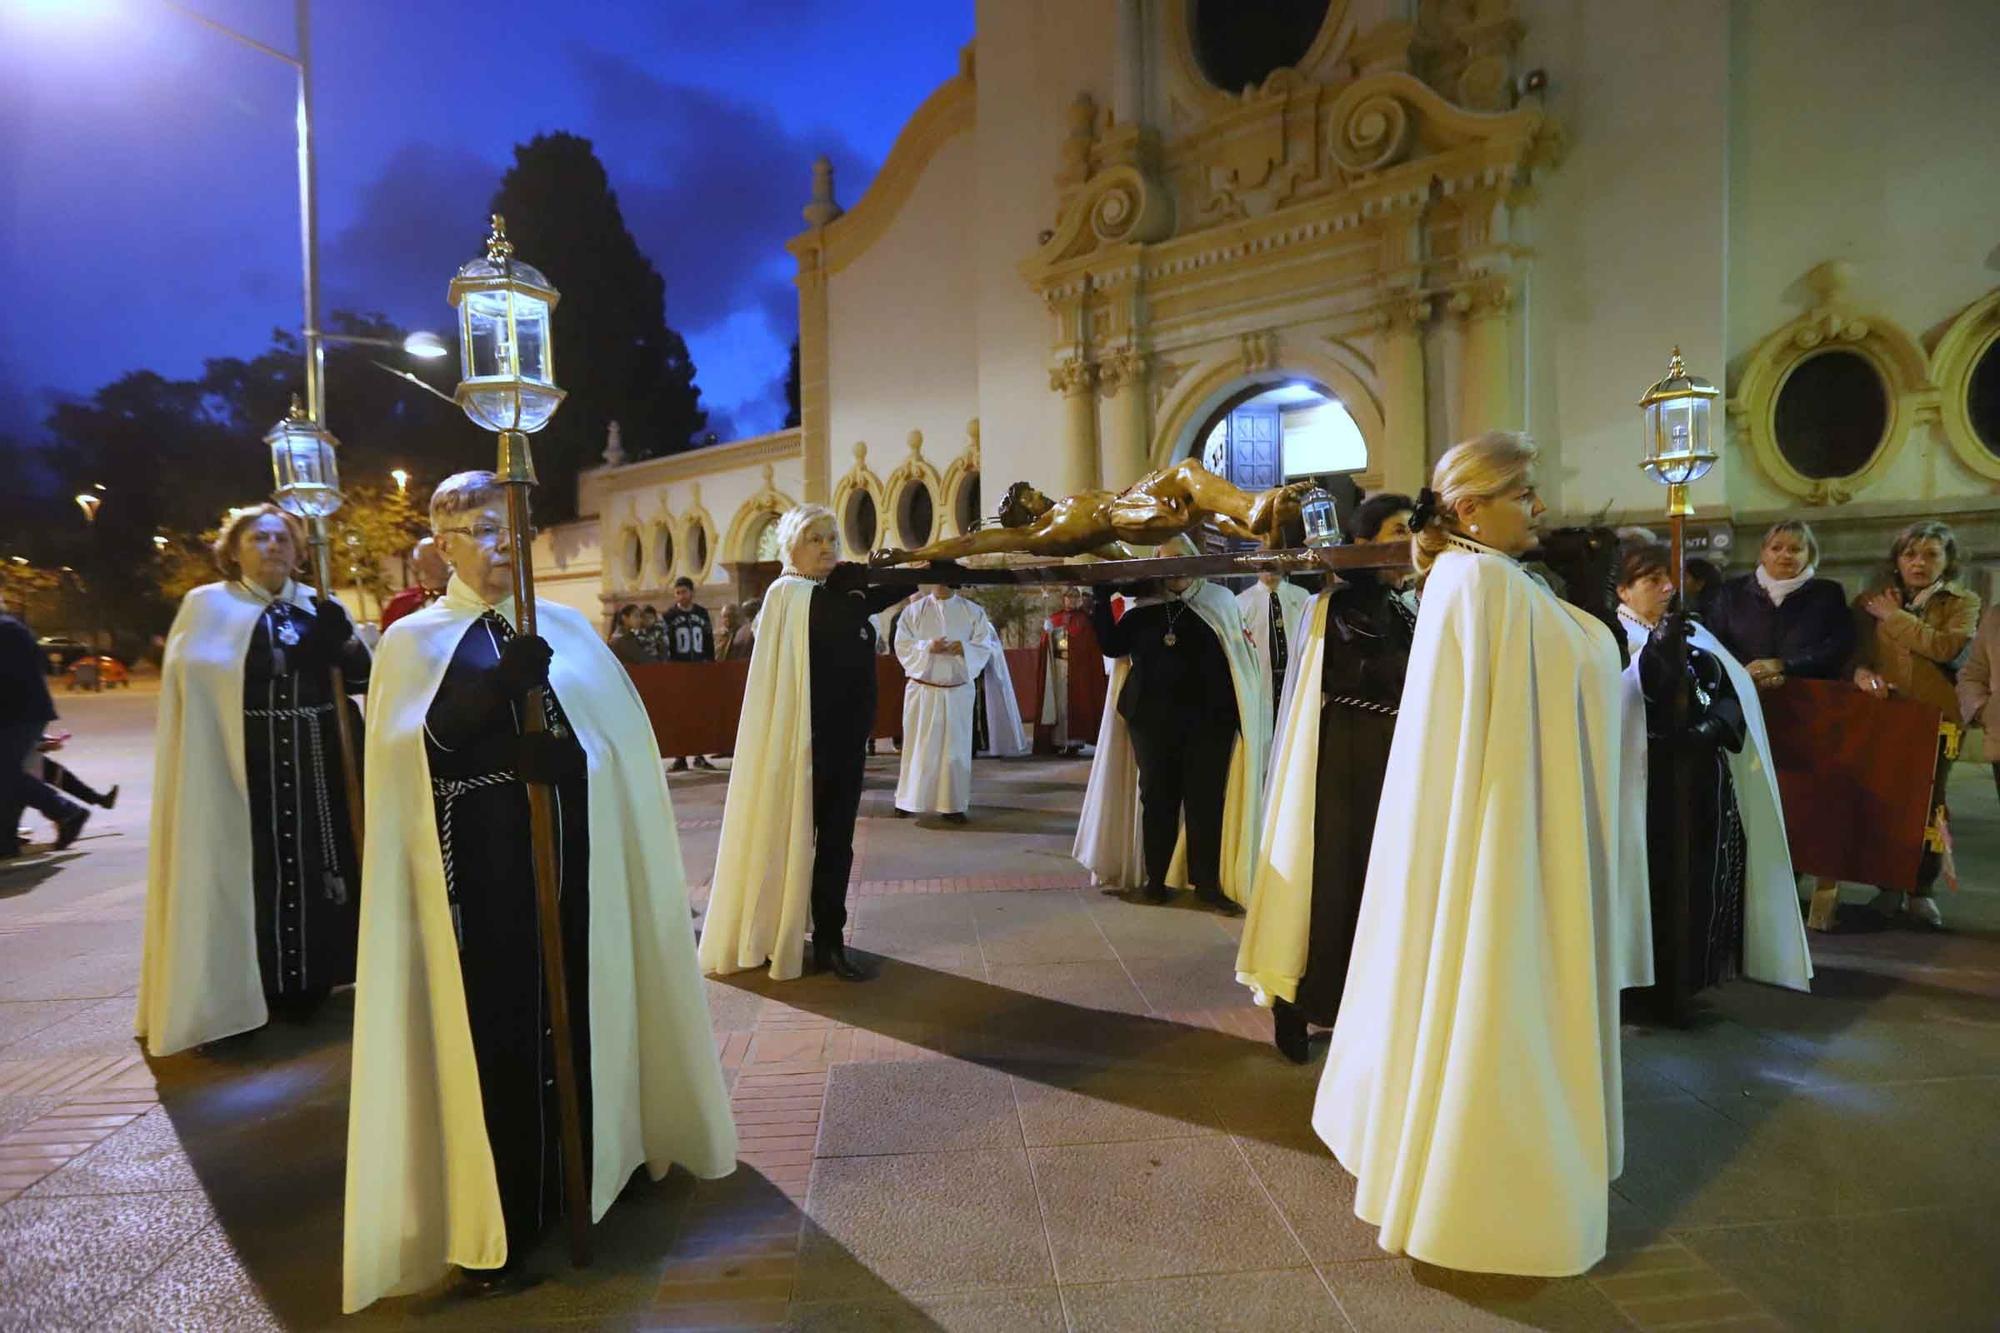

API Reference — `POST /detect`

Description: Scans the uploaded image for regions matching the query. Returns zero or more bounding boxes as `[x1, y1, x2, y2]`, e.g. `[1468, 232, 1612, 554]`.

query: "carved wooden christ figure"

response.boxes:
[870, 459, 1316, 566]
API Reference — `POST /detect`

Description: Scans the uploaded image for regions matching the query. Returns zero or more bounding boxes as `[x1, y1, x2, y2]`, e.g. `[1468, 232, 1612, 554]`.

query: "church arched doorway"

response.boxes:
[1188, 379, 1367, 489]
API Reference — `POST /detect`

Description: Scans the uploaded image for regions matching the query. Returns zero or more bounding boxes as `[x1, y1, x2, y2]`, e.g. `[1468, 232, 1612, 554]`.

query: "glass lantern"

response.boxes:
[447, 214, 565, 435]
[266, 396, 345, 519]
[1638, 347, 1720, 513]
[1299, 486, 1344, 547]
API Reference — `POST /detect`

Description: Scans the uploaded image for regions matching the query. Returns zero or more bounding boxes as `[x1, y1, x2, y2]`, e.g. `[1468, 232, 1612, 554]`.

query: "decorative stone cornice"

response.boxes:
[1096, 347, 1151, 398]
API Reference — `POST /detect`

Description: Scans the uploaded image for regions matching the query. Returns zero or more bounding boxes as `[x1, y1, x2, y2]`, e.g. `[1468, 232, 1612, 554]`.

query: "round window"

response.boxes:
[689, 521, 710, 575]
[897, 481, 935, 549]
[1772, 349, 1890, 480]
[1193, 0, 1329, 93]
[843, 490, 878, 554]
[654, 525, 675, 581]
[953, 471, 981, 535]
[621, 529, 643, 583]
[1968, 333, 2000, 457]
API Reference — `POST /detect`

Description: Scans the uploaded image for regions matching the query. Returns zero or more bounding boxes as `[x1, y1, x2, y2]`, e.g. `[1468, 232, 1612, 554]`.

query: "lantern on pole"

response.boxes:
[1298, 485, 1344, 547]
[444, 213, 590, 1267]
[1637, 347, 1720, 519]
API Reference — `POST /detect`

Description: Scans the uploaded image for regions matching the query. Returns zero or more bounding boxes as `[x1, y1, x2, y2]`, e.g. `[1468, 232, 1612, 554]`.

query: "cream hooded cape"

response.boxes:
[1619, 615, 1813, 992]
[698, 574, 818, 980]
[1072, 580, 1271, 903]
[137, 578, 343, 1057]
[342, 577, 736, 1312]
[1311, 545, 1651, 1278]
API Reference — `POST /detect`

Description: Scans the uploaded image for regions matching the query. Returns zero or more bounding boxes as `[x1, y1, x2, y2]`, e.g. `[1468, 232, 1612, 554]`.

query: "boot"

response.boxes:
[813, 939, 872, 982]
[1194, 886, 1244, 918]
[1907, 895, 1945, 930]
[1273, 999, 1311, 1065]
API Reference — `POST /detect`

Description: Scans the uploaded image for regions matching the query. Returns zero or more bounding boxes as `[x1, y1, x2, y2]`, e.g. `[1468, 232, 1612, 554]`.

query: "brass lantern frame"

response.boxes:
[446, 214, 567, 443]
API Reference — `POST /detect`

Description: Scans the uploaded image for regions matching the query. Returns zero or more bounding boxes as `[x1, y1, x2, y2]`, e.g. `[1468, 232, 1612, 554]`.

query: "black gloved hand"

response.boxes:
[493, 634, 553, 698]
[516, 729, 586, 785]
[295, 597, 354, 668]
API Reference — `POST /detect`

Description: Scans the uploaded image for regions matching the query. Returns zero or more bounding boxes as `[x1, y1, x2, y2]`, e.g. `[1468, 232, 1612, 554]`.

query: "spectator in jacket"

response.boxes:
[608, 604, 651, 664]
[1, 595, 90, 857]
[1705, 519, 1853, 690]
[1958, 606, 2000, 805]
[1852, 521, 1980, 929]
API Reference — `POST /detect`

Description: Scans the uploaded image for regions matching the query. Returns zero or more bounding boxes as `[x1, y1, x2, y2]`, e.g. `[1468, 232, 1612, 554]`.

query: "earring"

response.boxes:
[1470, 523, 1481, 534]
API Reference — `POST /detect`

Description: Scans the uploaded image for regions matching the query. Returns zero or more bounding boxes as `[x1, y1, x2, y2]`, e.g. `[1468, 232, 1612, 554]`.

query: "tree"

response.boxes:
[327, 479, 429, 612]
[783, 338, 802, 430]
[489, 133, 708, 516]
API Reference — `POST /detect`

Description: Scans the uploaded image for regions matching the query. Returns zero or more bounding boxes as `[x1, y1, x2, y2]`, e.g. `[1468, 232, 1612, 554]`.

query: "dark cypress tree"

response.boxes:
[783, 337, 802, 430]
[488, 133, 707, 516]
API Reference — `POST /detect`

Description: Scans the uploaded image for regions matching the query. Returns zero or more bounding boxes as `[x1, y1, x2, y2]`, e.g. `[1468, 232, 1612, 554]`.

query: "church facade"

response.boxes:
[556, 0, 2000, 621]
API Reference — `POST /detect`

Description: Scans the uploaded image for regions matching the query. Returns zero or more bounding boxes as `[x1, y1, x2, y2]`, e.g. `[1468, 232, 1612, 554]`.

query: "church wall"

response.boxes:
[1519, 0, 1733, 519]
[972, 0, 1120, 498]
[825, 130, 980, 516]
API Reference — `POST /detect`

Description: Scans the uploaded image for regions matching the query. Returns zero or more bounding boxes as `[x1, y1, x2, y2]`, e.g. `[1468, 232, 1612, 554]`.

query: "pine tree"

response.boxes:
[783, 338, 802, 430]
[488, 133, 708, 517]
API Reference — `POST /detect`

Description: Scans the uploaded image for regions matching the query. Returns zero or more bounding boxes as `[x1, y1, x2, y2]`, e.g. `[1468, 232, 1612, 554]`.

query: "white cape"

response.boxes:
[1236, 579, 1312, 700]
[975, 616, 1030, 758]
[1312, 546, 1651, 1277]
[136, 578, 344, 1057]
[1072, 581, 1271, 903]
[342, 577, 736, 1311]
[1619, 616, 1813, 992]
[894, 593, 989, 814]
[699, 575, 818, 980]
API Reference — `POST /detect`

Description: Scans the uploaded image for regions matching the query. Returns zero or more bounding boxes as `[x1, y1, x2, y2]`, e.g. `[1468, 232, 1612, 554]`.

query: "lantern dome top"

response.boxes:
[448, 214, 558, 307]
[1638, 346, 1720, 409]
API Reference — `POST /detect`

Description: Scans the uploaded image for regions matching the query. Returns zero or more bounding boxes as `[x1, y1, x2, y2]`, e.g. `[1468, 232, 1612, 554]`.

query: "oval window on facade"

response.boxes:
[897, 481, 935, 549]
[622, 529, 643, 584]
[1772, 349, 1890, 480]
[654, 525, 675, 582]
[1193, 0, 1329, 93]
[689, 521, 710, 576]
[1969, 333, 2000, 458]
[953, 471, 981, 535]
[843, 490, 878, 555]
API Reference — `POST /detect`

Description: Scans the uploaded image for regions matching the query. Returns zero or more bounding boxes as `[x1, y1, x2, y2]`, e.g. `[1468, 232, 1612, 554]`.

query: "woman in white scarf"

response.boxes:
[1704, 519, 1853, 690]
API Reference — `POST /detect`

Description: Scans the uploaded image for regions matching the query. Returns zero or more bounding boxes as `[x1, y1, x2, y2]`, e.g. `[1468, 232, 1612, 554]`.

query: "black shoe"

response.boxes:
[99, 785, 119, 810]
[1133, 882, 1173, 905]
[941, 811, 968, 825]
[1194, 886, 1244, 918]
[892, 808, 911, 819]
[692, 756, 717, 771]
[459, 1264, 543, 1298]
[669, 758, 689, 772]
[812, 941, 872, 982]
[53, 807, 90, 851]
[1273, 999, 1311, 1065]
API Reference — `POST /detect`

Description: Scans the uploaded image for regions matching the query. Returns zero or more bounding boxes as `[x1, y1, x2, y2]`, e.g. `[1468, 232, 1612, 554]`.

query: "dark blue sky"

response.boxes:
[0, 0, 973, 440]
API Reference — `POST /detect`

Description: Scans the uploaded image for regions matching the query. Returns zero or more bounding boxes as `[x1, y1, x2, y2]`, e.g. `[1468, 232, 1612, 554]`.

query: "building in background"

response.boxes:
[555, 0, 2000, 626]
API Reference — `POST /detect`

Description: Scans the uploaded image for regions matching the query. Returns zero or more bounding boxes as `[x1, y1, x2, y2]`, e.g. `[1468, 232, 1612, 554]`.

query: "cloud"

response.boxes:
[322, 142, 507, 333]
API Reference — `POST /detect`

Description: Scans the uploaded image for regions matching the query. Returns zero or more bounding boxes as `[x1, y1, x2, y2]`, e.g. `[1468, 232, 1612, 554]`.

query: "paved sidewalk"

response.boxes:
[2, 692, 1998, 1330]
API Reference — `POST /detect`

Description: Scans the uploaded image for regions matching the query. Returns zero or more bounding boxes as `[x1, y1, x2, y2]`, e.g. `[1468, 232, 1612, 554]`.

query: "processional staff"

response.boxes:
[446, 214, 591, 1267]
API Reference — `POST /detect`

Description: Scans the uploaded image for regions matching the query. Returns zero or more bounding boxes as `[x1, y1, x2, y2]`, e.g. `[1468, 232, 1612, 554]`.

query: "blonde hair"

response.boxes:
[1759, 518, 1820, 568]
[213, 503, 307, 581]
[1412, 431, 1540, 575]
[775, 504, 835, 574]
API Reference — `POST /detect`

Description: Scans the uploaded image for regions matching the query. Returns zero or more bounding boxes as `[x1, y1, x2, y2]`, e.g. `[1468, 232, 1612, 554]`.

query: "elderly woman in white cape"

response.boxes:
[137, 503, 368, 1056]
[1615, 543, 1812, 998]
[343, 472, 734, 1309]
[1072, 536, 1270, 914]
[1310, 433, 1652, 1278]
[699, 505, 907, 982]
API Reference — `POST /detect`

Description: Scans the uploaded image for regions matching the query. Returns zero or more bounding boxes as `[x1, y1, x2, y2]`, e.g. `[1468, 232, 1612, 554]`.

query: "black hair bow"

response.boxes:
[1408, 487, 1441, 530]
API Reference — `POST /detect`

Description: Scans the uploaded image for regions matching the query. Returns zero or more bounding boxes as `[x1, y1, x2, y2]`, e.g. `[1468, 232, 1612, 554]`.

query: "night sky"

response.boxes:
[0, 0, 974, 441]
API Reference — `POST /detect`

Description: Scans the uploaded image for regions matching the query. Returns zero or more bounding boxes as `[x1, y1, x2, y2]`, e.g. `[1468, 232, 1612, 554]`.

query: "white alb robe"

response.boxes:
[974, 615, 1030, 758]
[1072, 581, 1272, 903]
[1619, 615, 1813, 992]
[343, 578, 736, 1311]
[136, 578, 348, 1057]
[699, 575, 818, 980]
[894, 594, 992, 813]
[1236, 579, 1312, 700]
[1312, 543, 1652, 1278]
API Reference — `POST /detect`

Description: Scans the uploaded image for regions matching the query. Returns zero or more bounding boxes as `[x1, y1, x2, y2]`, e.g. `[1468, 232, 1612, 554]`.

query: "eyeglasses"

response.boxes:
[437, 522, 532, 545]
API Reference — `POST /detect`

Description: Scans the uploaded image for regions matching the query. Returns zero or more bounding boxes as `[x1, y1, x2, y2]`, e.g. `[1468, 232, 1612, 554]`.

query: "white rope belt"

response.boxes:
[431, 771, 519, 948]
[246, 700, 346, 904]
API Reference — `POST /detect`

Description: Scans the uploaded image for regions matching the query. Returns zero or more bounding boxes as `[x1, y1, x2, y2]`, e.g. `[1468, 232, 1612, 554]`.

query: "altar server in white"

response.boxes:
[137, 503, 368, 1057]
[343, 472, 735, 1309]
[1312, 433, 1652, 1278]
[1236, 571, 1311, 720]
[895, 584, 991, 820]
[1073, 537, 1270, 914]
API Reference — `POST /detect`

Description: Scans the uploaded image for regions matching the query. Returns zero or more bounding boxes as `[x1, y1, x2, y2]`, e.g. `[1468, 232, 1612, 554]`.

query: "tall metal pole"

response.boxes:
[1664, 491, 1693, 1026]
[498, 429, 593, 1268]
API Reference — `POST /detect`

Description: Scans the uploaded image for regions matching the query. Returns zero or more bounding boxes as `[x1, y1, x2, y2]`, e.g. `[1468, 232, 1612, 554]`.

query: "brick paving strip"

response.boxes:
[0, 1055, 159, 1205]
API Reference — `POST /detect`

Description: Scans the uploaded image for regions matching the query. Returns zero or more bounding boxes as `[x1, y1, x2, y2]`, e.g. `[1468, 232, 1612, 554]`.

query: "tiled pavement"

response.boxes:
[2, 691, 1999, 1330]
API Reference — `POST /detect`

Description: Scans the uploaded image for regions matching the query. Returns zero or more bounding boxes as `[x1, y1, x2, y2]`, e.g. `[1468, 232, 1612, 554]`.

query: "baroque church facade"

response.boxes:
[536, 0, 2000, 620]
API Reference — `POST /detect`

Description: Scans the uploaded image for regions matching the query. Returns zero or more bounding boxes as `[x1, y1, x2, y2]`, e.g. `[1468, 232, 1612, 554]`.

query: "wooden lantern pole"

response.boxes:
[1663, 486, 1694, 1026]
[497, 428, 592, 1268]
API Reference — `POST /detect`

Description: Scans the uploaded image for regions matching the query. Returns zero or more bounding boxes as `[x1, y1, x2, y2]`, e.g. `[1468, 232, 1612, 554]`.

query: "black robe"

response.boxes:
[423, 611, 593, 1262]
[241, 602, 366, 1005]
[1294, 581, 1415, 1024]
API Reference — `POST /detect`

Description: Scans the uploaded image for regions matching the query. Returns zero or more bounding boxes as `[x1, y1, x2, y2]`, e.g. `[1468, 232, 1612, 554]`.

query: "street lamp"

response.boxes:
[74, 493, 101, 524]
[390, 468, 410, 494]
[442, 211, 588, 1266]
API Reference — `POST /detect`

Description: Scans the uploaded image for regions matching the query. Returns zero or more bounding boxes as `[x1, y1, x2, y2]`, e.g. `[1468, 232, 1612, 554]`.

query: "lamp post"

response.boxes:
[444, 213, 589, 1266]
[265, 396, 366, 855]
[1637, 346, 1720, 1026]
[73, 489, 104, 656]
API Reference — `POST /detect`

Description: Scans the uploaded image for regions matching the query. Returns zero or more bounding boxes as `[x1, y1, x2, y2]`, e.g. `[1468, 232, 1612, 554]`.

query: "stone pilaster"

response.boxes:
[1095, 347, 1152, 489]
[1051, 357, 1102, 496]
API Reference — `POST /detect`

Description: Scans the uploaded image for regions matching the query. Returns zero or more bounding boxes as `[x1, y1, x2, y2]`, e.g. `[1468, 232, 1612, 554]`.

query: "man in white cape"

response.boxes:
[1311, 447, 1653, 1277]
[894, 584, 1003, 820]
[1072, 540, 1271, 913]
[699, 505, 906, 982]
[1236, 571, 1311, 726]
[343, 473, 735, 1310]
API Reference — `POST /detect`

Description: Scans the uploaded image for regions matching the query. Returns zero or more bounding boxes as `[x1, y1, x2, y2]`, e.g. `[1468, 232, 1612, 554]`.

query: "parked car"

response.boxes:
[37, 637, 91, 675]
[68, 656, 129, 690]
